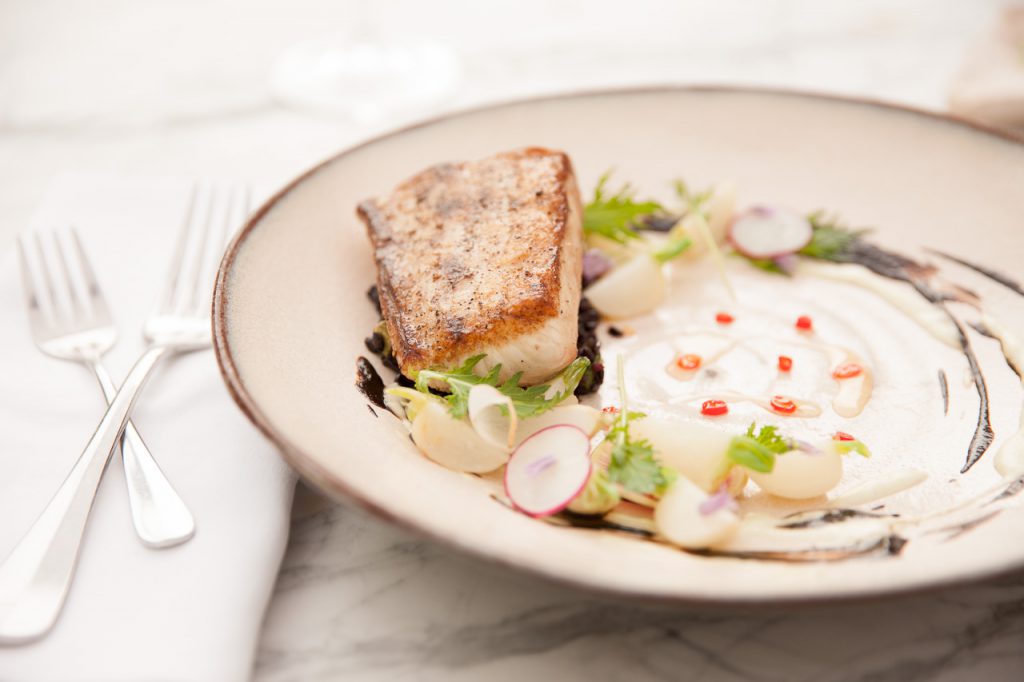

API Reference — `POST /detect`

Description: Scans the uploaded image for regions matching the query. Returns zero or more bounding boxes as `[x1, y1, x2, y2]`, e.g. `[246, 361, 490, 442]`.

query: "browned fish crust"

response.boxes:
[358, 147, 581, 378]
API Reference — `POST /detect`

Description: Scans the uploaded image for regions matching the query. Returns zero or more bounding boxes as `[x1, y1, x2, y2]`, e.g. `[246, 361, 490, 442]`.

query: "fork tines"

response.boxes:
[17, 228, 113, 339]
[160, 183, 250, 318]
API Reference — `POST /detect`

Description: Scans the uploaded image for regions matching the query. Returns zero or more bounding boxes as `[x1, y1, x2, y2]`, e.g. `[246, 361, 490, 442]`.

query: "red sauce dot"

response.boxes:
[715, 312, 734, 325]
[833, 431, 856, 441]
[676, 354, 702, 371]
[795, 315, 813, 331]
[601, 406, 620, 414]
[832, 362, 864, 379]
[701, 399, 729, 416]
[777, 355, 793, 372]
[770, 395, 797, 414]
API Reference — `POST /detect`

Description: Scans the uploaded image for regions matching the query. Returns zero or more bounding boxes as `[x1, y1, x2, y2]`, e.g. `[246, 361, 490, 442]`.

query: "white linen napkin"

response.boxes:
[0, 173, 296, 681]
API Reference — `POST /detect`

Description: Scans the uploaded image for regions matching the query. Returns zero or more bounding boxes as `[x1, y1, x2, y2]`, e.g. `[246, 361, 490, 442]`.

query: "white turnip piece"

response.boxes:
[655, 477, 740, 549]
[749, 447, 843, 499]
[585, 255, 666, 318]
[629, 417, 736, 493]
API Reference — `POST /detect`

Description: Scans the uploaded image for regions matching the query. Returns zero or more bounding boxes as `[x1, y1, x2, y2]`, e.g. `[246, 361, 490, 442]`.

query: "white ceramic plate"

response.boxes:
[213, 88, 1024, 603]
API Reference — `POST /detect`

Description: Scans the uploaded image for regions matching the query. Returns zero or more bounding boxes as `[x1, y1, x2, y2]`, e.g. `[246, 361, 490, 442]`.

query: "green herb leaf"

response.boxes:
[745, 422, 794, 455]
[726, 436, 776, 473]
[742, 256, 788, 275]
[799, 211, 870, 260]
[607, 437, 669, 495]
[568, 468, 621, 515]
[833, 440, 872, 458]
[652, 236, 692, 263]
[604, 356, 671, 495]
[416, 355, 590, 419]
[584, 171, 665, 244]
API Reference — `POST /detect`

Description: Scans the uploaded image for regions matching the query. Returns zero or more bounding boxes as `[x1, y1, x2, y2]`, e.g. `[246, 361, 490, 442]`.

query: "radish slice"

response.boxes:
[468, 384, 517, 449]
[504, 425, 592, 517]
[749, 447, 843, 499]
[728, 206, 813, 259]
[411, 402, 509, 473]
[655, 477, 739, 549]
[585, 255, 666, 318]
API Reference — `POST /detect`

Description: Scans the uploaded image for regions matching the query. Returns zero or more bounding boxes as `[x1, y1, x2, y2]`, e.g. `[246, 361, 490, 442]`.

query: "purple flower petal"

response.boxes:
[699, 486, 738, 516]
[795, 439, 822, 455]
[773, 253, 798, 274]
[525, 454, 558, 478]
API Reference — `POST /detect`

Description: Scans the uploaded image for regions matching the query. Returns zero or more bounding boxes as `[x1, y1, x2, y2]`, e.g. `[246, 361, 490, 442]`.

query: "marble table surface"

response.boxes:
[2, 1, 1023, 679]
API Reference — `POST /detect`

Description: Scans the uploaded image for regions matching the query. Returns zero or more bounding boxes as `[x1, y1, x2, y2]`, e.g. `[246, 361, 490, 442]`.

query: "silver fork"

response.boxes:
[0, 183, 249, 644]
[17, 228, 195, 549]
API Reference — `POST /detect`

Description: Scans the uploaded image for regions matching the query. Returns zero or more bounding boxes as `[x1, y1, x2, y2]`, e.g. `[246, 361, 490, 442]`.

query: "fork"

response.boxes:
[0, 184, 248, 644]
[17, 229, 195, 549]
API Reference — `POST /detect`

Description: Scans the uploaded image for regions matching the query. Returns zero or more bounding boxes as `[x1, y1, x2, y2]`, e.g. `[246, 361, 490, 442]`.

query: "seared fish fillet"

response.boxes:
[359, 147, 583, 385]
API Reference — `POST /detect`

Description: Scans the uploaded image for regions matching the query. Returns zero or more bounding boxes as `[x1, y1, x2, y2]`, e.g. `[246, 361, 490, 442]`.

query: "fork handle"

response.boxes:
[0, 345, 170, 644]
[89, 361, 195, 548]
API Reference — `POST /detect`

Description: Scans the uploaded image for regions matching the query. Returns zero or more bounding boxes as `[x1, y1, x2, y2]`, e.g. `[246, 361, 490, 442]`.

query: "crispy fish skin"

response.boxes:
[359, 147, 583, 385]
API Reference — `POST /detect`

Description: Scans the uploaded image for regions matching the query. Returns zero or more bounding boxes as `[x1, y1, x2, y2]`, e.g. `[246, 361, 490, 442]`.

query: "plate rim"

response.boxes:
[212, 85, 1024, 606]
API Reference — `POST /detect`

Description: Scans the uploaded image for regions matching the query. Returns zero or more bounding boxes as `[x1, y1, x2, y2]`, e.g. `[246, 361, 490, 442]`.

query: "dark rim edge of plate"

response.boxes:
[211, 84, 1024, 607]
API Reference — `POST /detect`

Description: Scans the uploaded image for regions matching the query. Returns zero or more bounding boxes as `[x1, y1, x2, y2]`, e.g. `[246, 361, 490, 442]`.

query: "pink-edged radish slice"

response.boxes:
[504, 424, 592, 517]
[728, 206, 812, 259]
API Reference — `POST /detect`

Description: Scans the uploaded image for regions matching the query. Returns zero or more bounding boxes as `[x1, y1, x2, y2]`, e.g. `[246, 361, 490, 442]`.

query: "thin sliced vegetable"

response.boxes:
[729, 206, 813, 259]
[411, 401, 509, 473]
[468, 384, 517, 450]
[505, 425, 593, 517]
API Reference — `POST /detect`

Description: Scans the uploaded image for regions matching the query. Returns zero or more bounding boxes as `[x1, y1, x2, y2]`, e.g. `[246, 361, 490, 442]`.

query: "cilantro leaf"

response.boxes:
[584, 171, 664, 244]
[415, 355, 590, 420]
[607, 437, 668, 495]
[800, 211, 870, 260]
[604, 357, 672, 495]
[745, 422, 794, 455]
